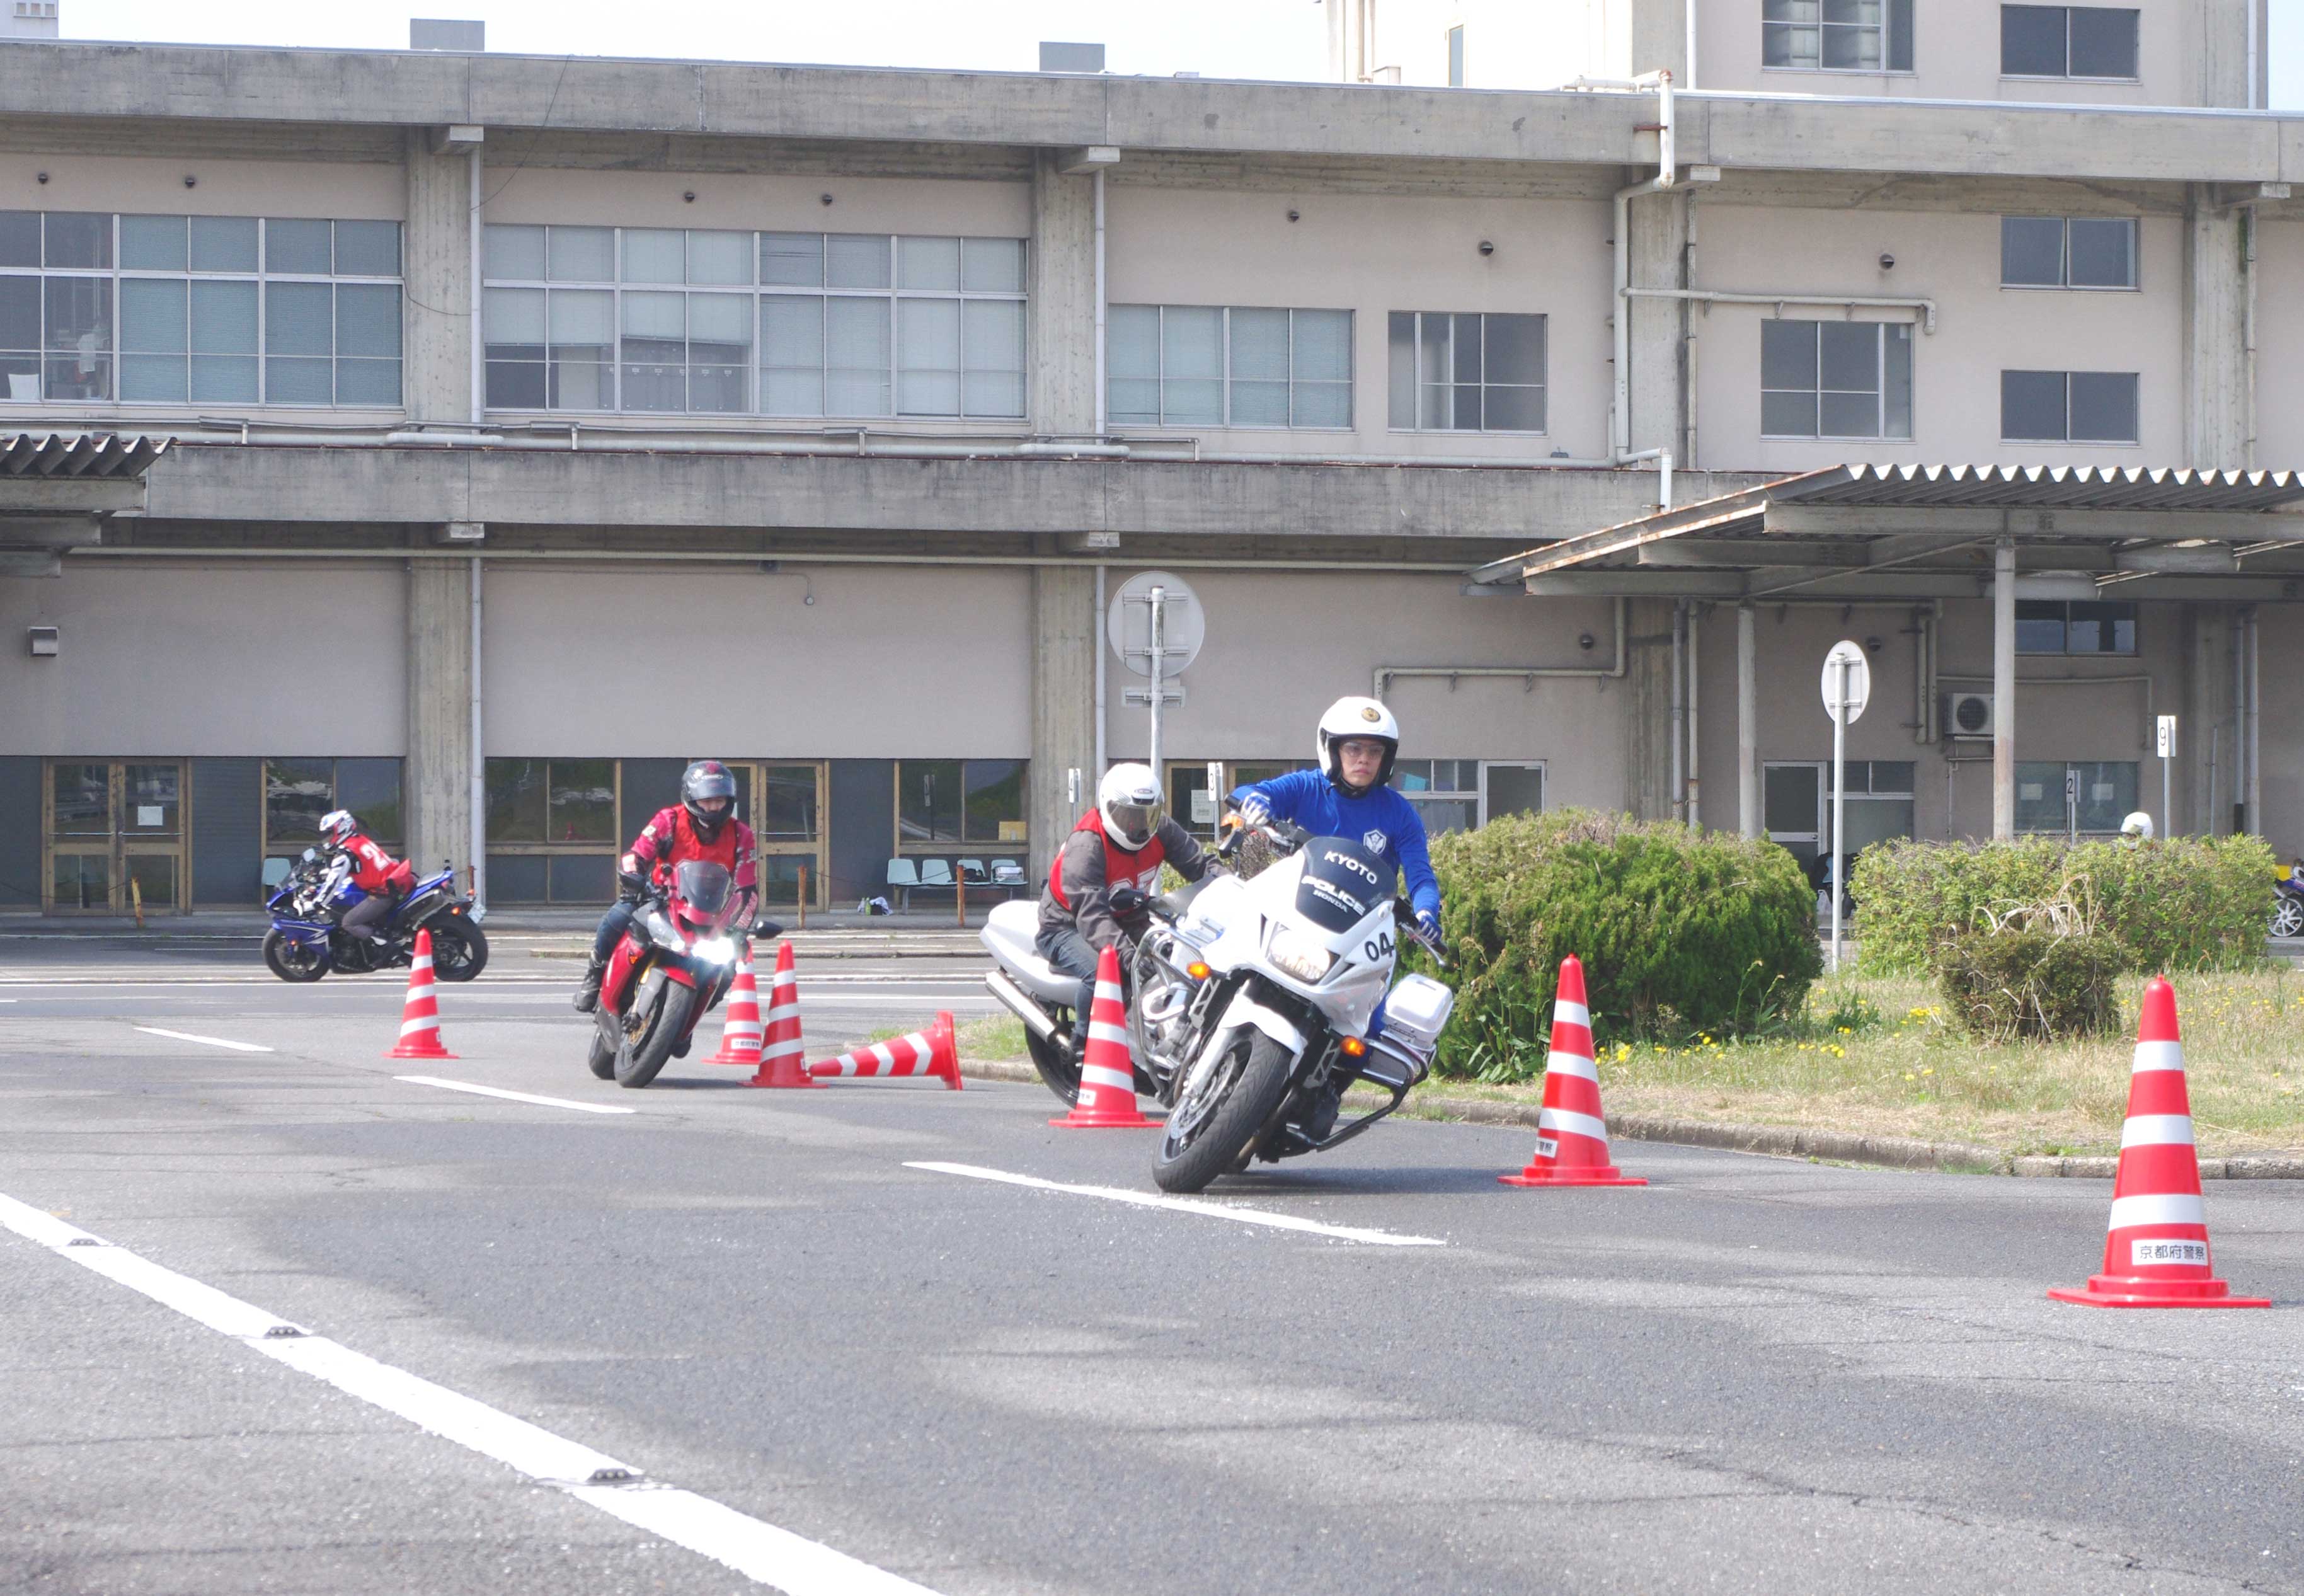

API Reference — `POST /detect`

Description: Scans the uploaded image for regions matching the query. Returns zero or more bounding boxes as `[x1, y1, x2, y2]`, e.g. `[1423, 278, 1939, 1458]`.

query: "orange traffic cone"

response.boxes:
[745, 941, 820, 1089]
[1050, 945, 1155, 1128]
[384, 927, 457, 1060]
[808, 1011, 962, 1089]
[709, 955, 764, 1065]
[2049, 977, 2268, 1309]
[1499, 954, 1643, 1187]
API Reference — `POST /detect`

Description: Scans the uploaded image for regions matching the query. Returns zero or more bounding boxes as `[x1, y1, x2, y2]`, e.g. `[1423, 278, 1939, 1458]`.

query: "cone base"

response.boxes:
[386, 1045, 457, 1060]
[745, 1063, 823, 1089]
[1049, 1110, 1157, 1128]
[2049, 1276, 2270, 1309]
[1499, 1166, 1646, 1188]
[709, 1051, 762, 1066]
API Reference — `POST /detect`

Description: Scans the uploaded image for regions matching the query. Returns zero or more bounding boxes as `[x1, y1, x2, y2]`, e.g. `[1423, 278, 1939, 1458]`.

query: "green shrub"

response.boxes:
[1422, 810, 1821, 1079]
[1852, 833, 2276, 977]
[1934, 927, 2124, 1042]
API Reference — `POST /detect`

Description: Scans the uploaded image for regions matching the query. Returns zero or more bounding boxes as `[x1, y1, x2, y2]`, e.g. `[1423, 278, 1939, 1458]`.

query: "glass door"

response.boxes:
[729, 761, 827, 909]
[45, 760, 186, 913]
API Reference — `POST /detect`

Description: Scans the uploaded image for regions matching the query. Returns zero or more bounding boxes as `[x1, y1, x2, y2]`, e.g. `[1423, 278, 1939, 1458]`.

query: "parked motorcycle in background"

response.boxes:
[262, 848, 488, 983]
[1130, 818, 1455, 1193]
[587, 859, 779, 1089]
[2272, 862, 2304, 941]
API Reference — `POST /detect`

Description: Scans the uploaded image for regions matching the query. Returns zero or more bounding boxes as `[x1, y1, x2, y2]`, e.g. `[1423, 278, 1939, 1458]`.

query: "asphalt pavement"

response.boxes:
[3, 938, 2301, 1596]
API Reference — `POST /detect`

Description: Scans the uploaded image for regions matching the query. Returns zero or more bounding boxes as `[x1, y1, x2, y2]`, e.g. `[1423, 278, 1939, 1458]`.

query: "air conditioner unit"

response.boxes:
[1943, 691, 1995, 740]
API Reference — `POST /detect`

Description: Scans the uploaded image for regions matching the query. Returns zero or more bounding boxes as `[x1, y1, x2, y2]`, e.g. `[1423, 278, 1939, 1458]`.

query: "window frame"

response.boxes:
[2015, 759, 2141, 836]
[1386, 310, 1549, 435]
[1105, 303, 1355, 432]
[0, 212, 405, 410]
[891, 759, 1029, 854]
[481, 225, 1029, 421]
[2015, 598, 2138, 656]
[1999, 4, 2141, 81]
[1758, 318, 1915, 442]
[1761, 0, 1916, 74]
[260, 756, 404, 865]
[1998, 215, 2139, 292]
[1998, 368, 2140, 444]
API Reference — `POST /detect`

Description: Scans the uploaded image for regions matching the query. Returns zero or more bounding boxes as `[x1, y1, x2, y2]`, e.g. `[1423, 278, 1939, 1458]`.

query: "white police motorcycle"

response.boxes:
[1129, 819, 1455, 1193]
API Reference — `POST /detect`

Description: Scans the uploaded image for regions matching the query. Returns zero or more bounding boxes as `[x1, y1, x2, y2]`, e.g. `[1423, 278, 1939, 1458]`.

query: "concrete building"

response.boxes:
[1, 3, 2298, 919]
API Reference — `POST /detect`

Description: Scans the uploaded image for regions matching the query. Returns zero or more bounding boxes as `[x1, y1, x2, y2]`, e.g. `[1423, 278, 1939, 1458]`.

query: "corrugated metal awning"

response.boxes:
[0, 432, 170, 481]
[1757, 462, 2304, 513]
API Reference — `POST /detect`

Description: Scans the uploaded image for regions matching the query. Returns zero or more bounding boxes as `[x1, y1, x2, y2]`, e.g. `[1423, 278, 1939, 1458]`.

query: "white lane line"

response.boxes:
[132, 1026, 274, 1053]
[905, 1161, 1445, 1248]
[0, 1191, 947, 1596]
[395, 1077, 637, 1116]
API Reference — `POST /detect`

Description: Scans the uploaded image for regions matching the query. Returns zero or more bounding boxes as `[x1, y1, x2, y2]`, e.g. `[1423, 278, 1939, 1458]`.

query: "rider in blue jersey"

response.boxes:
[1227, 696, 1443, 1140]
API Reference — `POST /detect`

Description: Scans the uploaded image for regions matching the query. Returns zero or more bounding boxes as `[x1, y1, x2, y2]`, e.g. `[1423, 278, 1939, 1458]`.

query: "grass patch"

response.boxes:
[955, 1012, 1028, 1063]
[1416, 965, 2304, 1158]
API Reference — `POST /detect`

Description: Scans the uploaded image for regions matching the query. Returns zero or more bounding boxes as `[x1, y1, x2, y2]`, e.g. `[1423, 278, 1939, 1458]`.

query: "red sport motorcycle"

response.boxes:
[587, 859, 781, 1089]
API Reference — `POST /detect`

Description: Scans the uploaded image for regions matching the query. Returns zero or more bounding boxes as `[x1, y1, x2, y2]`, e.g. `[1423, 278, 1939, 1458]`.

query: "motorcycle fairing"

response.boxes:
[979, 900, 1078, 1006]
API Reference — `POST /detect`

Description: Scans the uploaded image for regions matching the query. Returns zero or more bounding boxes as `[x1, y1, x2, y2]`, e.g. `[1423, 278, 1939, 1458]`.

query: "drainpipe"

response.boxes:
[2245, 606, 2261, 835]
[1687, 602, 1701, 827]
[1586, 69, 1679, 512]
[469, 555, 484, 909]
[1671, 600, 1686, 822]
[1093, 563, 1108, 779]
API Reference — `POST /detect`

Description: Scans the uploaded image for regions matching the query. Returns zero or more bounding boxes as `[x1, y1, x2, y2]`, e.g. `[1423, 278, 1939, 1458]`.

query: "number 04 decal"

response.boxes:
[1365, 930, 1396, 962]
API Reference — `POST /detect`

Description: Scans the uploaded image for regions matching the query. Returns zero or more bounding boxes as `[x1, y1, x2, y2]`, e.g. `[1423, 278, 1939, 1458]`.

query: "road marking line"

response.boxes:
[0, 1191, 948, 1596]
[904, 1161, 1445, 1248]
[132, 1026, 273, 1053]
[394, 1077, 637, 1116]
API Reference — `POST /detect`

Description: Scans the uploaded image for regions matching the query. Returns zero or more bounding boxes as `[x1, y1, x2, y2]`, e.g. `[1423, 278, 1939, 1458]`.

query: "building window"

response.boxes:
[2000, 369, 2138, 443]
[2000, 216, 2137, 289]
[481, 226, 1026, 419]
[895, 759, 1027, 849]
[1447, 25, 1465, 85]
[0, 212, 403, 408]
[482, 757, 622, 905]
[262, 757, 403, 867]
[2016, 599, 2136, 655]
[1385, 311, 1545, 433]
[1760, 319, 1913, 440]
[1763, 760, 1916, 880]
[2016, 760, 2139, 834]
[1763, 0, 1914, 71]
[1108, 304, 1352, 429]
[1392, 760, 1481, 834]
[2001, 5, 2138, 78]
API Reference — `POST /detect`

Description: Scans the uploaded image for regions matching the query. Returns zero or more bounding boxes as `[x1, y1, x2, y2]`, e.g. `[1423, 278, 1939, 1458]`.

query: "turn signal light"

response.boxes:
[1185, 961, 1211, 980]
[1340, 1036, 1367, 1057]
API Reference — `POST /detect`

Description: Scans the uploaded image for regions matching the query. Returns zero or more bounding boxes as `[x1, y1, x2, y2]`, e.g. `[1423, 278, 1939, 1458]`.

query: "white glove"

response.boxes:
[1237, 792, 1271, 827]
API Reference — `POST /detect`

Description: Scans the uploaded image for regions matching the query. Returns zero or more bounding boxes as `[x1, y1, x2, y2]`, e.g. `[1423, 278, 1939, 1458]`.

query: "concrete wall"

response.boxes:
[0, 151, 403, 221]
[2260, 618, 2303, 861]
[2252, 220, 2304, 464]
[1691, 201, 2184, 472]
[481, 166, 1030, 238]
[1104, 186, 1615, 462]
[0, 563, 406, 755]
[479, 564, 1032, 759]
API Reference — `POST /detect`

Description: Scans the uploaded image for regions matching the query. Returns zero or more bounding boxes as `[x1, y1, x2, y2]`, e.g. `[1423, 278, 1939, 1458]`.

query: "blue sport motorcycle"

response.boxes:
[263, 848, 489, 983]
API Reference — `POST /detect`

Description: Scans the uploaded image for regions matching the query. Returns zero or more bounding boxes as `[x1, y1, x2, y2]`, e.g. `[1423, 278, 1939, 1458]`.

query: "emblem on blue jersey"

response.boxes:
[1363, 828, 1387, 853]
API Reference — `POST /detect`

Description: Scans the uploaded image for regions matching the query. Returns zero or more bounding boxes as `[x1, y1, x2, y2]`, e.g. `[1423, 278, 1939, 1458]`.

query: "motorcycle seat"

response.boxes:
[980, 900, 1077, 1005]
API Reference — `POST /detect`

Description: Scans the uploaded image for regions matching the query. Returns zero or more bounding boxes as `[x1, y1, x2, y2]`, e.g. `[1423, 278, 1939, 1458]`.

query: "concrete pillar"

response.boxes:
[1626, 187, 1690, 484]
[2190, 0, 2261, 107]
[405, 558, 474, 878]
[2183, 184, 2250, 469]
[1029, 564, 1097, 883]
[1624, 598, 1676, 819]
[1629, 0, 1692, 82]
[1029, 153, 1098, 437]
[1736, 602, 1759, 837]
[403, 130, 475, 425]
[1992, 539, 2015, 841]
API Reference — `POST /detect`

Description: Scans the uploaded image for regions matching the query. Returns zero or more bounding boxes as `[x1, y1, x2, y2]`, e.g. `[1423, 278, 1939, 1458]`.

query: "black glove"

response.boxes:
[616, 870, 648, 904]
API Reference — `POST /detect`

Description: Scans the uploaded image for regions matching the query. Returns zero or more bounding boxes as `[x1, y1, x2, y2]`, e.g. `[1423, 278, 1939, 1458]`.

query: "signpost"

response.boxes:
[1109, 571, 1203, 780]
[1820, 641, 1871, 973]
[2157, 715, 2177, 836]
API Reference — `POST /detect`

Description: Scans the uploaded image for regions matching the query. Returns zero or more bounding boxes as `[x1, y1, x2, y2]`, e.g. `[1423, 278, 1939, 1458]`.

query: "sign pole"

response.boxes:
[1147, 585, 1166, 777]
[2157, 715, 2176, 836]
[1831, 655, 1847, 974]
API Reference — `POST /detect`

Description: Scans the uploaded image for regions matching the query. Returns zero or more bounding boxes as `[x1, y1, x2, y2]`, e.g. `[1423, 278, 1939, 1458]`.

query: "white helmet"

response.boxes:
[1315, 696, 1401, 796]
[2119, 811, 2155, 844]
[1098, 763, 1165, 851]
[318, 808, 358, 846]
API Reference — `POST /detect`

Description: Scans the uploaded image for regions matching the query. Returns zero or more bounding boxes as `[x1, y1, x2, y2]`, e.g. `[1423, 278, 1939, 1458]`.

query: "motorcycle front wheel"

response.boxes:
[1153, 1029, 1295, 1194]
[2273, 898, 2304, 939]
[616, 980, 695, 1089]
[586, 1009, 619, 1080]
[425, 919, 490, 982]
[262, 929, 328, 983]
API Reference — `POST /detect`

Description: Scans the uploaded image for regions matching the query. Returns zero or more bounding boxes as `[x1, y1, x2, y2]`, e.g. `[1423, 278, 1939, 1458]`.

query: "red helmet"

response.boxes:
[682, 761, 737, 842]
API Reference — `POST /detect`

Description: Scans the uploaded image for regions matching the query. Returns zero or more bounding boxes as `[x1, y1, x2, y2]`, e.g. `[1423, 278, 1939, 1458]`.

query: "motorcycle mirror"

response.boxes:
[752, 917, 784, 941]
[302, 849, 318, 863]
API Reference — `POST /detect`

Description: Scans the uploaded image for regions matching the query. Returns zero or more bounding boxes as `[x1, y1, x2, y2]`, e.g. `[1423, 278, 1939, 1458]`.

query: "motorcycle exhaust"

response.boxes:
[983, 968, 1060, 1039]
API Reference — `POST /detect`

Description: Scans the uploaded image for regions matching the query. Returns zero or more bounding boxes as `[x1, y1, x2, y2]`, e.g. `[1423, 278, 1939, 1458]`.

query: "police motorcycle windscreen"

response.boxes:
[1293, 837, 1395, 934]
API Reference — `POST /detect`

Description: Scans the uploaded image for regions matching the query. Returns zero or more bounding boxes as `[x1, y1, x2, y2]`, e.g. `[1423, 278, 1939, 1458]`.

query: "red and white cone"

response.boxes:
[384, 927, 457, 1060]
[1050, 945, 1155, 1128]
[2049, 977, 2268, 1309]
[708, 955, 764, 1065]
[745, 941, 820, 1089]
[808, 1011, 962, 1090]
[1499, 954, 1643, 1188]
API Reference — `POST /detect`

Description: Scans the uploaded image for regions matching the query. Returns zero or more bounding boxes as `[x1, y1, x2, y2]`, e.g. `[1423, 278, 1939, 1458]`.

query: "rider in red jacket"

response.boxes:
[574, 761, 759, 1012]
[321, 810, 415, 945]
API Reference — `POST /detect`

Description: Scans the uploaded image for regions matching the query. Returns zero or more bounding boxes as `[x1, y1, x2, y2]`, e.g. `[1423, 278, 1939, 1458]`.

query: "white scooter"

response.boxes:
[1130, 820, 1454, 1193]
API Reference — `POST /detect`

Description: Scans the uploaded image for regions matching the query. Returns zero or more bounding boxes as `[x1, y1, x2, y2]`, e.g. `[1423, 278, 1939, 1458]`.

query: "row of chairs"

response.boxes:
[884, 856, 1028, 910]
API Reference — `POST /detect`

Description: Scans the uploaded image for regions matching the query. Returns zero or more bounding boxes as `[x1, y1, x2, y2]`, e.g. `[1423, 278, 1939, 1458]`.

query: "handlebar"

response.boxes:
[1214, 815, 1309, 860]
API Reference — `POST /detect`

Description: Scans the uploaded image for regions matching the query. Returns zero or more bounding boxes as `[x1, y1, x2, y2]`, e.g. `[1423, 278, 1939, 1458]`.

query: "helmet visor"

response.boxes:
[1106, 800, 1164, 844]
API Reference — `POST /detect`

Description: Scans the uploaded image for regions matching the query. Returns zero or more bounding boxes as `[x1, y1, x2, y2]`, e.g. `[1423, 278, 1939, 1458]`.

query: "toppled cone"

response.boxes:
[810, 1011, 962, 1090]
[709, 954, 764, 1065]
[384, 927, 457, 1060]
[745, 940, 820, 1089]
[2048, 976, 2267, 1309]
[1500, 954, 1643, 1188]
[1049, 944, 1155, 1128]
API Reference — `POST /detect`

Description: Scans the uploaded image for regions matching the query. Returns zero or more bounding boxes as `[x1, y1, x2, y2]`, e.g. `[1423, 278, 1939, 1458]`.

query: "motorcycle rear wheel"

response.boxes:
[2273, 898, 2304, 939]
[616, 980, 695, 1089]
[425, 920, 490, 982]
[262, 929, 328, 983]
[1024, 1020, 1083, 1106]
[1154, 1030, 1294, 1195]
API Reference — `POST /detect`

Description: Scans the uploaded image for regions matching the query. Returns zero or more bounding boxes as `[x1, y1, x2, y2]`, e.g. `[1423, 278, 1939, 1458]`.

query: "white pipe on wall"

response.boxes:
[469, 554, 484, 908]
[2245, 606, 2261, 833]
[1687, 602, 1700, 828]
[1670, 599, 1686, 821]
[1093, 563, 1108, 780]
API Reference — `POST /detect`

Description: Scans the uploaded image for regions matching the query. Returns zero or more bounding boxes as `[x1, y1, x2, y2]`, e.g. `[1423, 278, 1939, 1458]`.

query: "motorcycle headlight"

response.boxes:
[646, 910, 687, 950]
[1266, 924, 1336, 985]
[692, 936, 735, 965]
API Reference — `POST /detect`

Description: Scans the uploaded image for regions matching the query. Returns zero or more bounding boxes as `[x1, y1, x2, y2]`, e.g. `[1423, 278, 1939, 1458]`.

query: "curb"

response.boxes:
[954, 1058, 2302, 1178]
